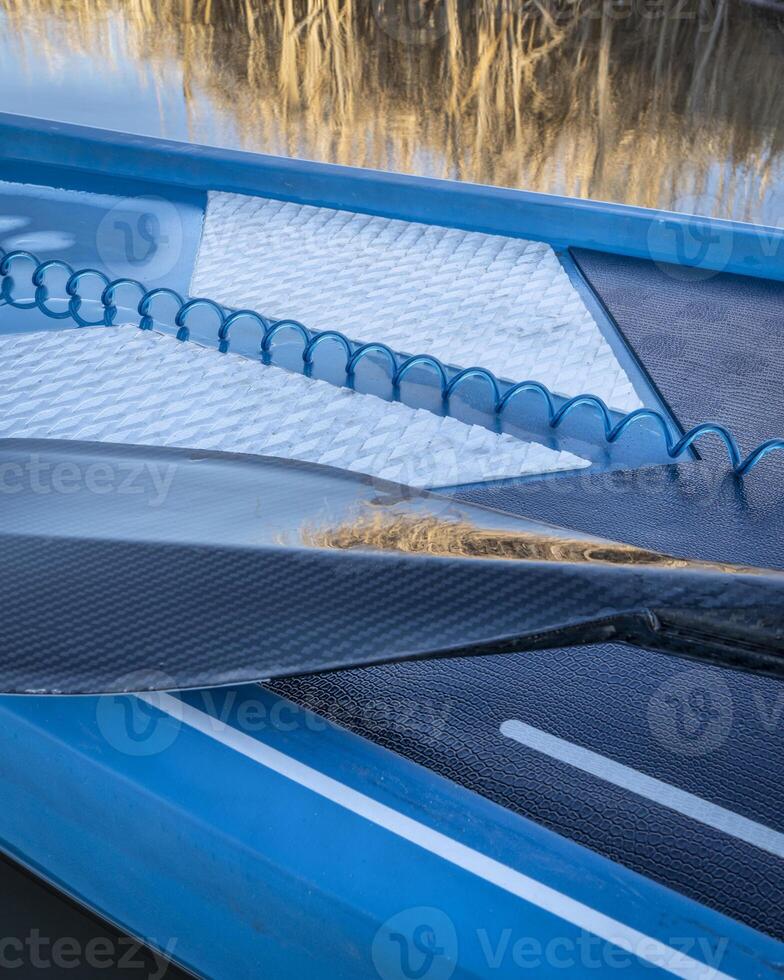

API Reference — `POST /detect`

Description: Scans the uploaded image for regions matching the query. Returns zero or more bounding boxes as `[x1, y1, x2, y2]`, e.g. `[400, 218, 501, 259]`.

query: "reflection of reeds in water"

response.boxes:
[3, 0, 784, 221]
[301, 511, 760, 573]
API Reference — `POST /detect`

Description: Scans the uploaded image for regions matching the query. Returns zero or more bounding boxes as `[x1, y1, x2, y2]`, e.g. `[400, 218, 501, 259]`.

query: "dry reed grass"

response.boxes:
[301, 510, 763, 573]
[2, 0, 782, 220]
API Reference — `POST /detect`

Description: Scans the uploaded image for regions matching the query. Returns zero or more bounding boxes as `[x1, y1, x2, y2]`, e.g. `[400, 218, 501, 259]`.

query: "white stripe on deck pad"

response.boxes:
[192, 191, 643, 413]
[140, 693, 732, 980]
[501, 720, 784, 859]
[0, 326, 586, 486]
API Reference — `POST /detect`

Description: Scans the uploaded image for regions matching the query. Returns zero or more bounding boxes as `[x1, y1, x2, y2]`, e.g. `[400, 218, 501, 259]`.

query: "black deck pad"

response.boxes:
[572, 247, 784, 459]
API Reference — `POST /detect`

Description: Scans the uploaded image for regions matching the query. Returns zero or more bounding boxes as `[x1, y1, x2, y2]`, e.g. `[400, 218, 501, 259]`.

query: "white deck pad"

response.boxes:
[193, 192, 643, 413]
[0, 326, 586, 487]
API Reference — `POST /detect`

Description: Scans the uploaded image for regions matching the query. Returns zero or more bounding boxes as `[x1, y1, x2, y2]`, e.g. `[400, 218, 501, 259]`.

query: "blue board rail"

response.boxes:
[0, 685, 781, 980]
[0, 112, 782, 283]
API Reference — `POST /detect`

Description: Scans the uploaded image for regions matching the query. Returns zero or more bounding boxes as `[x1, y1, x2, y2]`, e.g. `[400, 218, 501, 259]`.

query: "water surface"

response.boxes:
[1, 0, 783, 224]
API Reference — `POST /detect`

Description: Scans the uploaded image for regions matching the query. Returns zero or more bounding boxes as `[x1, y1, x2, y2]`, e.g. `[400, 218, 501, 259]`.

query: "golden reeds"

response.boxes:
[301, 510, 764, 574]
[3, 0, 783, 221]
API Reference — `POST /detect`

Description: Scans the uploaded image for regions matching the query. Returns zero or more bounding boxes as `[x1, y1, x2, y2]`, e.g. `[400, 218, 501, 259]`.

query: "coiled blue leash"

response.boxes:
[2, 247, 783, 477]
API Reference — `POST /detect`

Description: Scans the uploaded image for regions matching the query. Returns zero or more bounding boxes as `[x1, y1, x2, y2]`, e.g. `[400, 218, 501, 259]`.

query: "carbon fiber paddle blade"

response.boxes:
[0, 439, 782, 694]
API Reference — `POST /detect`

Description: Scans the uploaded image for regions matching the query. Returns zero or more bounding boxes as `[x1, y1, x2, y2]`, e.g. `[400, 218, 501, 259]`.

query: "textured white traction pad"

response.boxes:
[193, 191, 642, 413]
[0, 327, 586, 487]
